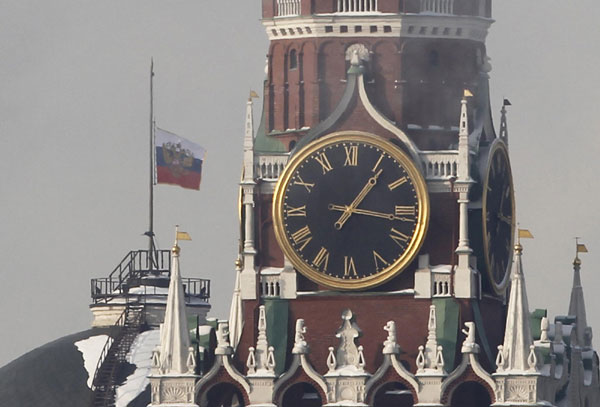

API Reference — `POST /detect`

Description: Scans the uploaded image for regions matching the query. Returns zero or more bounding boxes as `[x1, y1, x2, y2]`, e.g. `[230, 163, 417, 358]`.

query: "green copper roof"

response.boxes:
[433, 298, 460, 370]
[254, 102, 287, 153]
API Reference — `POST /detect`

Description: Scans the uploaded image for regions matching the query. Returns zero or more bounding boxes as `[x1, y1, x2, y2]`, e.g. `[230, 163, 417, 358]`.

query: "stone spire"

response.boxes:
[568, 243, 590, 348]
[498, 241, 533, 372]
[158, 239, 194, 375]
[499, 98, 511, 146]
[240, 92, 258, 300]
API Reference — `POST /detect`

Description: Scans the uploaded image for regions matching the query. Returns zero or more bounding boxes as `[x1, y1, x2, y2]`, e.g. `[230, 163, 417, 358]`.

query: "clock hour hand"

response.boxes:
[497, 213, 512, 225]
[334, 169, 382, 230]
[329, 204, 413, 222]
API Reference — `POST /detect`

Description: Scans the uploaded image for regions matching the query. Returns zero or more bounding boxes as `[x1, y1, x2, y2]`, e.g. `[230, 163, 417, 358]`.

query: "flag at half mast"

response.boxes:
[155, 128, 206, 190]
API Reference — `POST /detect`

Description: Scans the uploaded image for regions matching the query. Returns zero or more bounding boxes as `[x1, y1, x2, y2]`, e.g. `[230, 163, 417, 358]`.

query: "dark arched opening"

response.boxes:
[450, 381, 491, 407]
[373, 382, 414, 407]
[204, 383, 245, 407]
[282, 382, 322, 407]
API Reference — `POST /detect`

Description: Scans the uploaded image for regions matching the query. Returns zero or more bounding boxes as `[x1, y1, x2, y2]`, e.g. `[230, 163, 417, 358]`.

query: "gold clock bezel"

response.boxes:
[272, 131, 430, 290]
[481, 139, 516, 294]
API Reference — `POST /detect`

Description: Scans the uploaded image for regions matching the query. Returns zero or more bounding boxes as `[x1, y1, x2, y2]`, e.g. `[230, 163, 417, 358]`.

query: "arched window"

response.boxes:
[450, 381, 491, 407]
[288, 140, 297, 151]
[289, 49, 298, 70]
[373, 382, 414, 407]
[204, 383, 245, 407]
[282, 382, 322, 407]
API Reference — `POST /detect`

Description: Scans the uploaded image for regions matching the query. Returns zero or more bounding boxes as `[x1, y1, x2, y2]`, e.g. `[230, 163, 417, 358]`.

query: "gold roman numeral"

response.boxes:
[395, 205, 416, 217]
[344, 256, 358, 277]
[343, 145, 358, 166]
[312, 247, 330, 271]
[286, 205, 306, 217]
[388, 177, 407, 191]
[314, 152, 333, 174]
[291, 226, 312, 251]
[373, 250, 390, 271]
[293, 175, 315, 193]
[372, 153, 384, 173]
[390, 228, 409, 247]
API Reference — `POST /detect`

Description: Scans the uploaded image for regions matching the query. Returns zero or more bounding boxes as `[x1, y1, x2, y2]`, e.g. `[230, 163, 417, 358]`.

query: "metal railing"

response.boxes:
[90, 249, 210, 304]
[91, 307, 127, 392]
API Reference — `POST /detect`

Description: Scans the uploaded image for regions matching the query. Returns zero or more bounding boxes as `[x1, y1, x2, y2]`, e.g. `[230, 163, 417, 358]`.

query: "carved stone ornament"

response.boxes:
[292, 318, 309, 354]
[345, 43, 370, 62]
[383, 321, 399, 354]
[335, 309, 361, 368]
[215, 321, 232, 355]
[461, 322, 480, 353]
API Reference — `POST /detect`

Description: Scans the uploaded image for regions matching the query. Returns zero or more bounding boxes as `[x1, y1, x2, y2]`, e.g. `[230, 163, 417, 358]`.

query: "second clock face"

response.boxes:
[482, 140, 515, 293]
[273, 132, 429, 290]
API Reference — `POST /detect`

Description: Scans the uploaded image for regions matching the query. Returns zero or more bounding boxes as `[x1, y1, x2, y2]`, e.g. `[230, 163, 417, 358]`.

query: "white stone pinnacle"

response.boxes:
[158, 244, 193, 375]
[500, 244, 534, 372]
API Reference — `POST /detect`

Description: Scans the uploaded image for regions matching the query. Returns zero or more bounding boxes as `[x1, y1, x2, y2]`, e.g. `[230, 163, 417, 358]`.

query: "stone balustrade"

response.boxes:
[420, 0, 454, 14]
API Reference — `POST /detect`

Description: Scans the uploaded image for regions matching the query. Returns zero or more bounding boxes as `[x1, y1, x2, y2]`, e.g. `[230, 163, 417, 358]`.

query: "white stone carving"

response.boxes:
[345, 43, 370, 63]
[327, 346, 337, 372]
[292, 318, 309, 354]
[383, 321, 399, 354]
[461, 322, 480, 354]
[247, 347, 256, 374]
[335, 309, 361, 368]
[215, 321, 233, 355]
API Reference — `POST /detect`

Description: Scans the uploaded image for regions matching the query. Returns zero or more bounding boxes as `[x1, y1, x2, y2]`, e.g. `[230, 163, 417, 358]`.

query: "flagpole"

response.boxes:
[149, 58, 156, 268]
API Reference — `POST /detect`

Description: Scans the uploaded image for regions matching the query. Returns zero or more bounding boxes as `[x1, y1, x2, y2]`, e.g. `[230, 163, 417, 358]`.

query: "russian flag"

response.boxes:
[155, 128, 205, 190]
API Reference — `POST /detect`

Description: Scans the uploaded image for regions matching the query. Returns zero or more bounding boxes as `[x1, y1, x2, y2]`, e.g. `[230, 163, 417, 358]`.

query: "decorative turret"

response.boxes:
[149, 230, 199, 407]
[499, 98, 511, 146]
[568, 241, 590, 348]
[497, 235, 534, 373]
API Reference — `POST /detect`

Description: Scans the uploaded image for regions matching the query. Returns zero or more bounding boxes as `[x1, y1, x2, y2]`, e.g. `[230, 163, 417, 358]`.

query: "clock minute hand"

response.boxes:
[334, 169, 382, 230]
[329, 205, 413, 222]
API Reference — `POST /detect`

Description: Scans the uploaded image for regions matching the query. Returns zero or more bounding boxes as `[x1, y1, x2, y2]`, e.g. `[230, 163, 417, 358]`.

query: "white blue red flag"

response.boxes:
[155, 128, 205, 190]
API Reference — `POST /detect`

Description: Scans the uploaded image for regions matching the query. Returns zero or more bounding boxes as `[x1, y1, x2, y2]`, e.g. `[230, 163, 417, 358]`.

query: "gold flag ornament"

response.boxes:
[249, 90, 259, 99]
[577, 243, 588, 253]
[464, 89, 474, 98]
[518, 229, 534, 239]
[176, 231, 192, 241]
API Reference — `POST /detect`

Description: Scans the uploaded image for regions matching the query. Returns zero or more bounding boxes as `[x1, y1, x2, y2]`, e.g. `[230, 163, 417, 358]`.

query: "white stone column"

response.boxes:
[454, 95, 478, 299]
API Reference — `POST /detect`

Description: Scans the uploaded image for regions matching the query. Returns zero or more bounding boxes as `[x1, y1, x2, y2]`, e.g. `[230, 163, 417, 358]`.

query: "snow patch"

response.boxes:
[75, 334, 110, 388]
[115, 329, 161, 407]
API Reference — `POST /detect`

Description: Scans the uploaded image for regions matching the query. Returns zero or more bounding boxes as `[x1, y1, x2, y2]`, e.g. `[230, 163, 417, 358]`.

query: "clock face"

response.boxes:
[482, 140, 515, 293]
[273, 132, 429, 290]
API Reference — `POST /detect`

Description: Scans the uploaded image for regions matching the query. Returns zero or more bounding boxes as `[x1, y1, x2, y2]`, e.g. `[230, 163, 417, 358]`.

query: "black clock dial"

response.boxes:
[273, 132, 429, 290]
[482, 141, 515, 292]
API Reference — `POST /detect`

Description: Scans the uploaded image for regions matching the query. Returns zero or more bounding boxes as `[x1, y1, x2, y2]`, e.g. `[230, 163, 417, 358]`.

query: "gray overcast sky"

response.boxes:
[0, 1, 598, 367]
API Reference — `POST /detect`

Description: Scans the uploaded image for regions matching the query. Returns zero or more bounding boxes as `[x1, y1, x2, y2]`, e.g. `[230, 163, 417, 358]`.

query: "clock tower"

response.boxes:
[197, 1, 547, 406]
